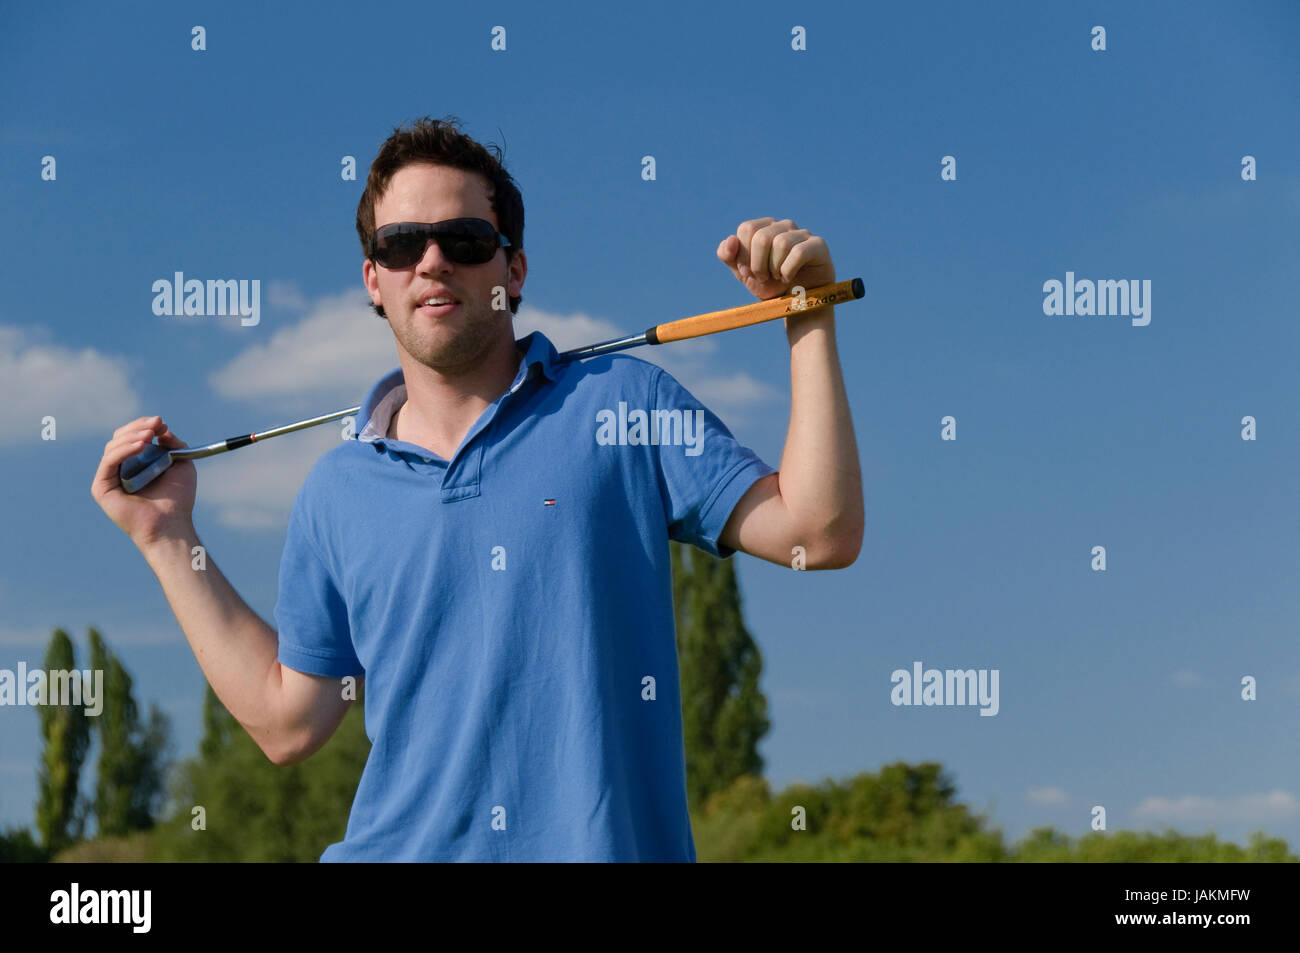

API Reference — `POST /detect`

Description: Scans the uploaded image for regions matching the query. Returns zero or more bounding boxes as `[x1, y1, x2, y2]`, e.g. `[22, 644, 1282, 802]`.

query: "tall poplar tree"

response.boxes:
[35, 628, 91, 852]
[670, 541, 770, 809]
[87, 628, 170, 836]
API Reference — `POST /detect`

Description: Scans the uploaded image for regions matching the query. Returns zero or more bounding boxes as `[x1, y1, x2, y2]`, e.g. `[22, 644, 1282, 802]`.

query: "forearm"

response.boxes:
[140, 526, 288, 757]
[777, 307, 864, 560]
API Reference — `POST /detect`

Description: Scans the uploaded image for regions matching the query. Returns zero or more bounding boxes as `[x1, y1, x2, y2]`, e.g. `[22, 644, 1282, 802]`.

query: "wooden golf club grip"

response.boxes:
[648, 277, 864, 345]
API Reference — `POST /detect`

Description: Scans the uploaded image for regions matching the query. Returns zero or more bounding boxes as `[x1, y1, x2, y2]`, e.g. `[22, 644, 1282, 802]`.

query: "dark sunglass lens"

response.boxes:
[438, 220, 499, 264]
[394, 234, 432, 266]
[450, 237, 490, 263]
[375, 229, 429, 268]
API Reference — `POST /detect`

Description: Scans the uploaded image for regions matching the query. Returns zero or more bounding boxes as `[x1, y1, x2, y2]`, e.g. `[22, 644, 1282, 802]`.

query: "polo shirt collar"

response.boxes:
[355, 330, 562, 444]
[519, 329, 563, 384]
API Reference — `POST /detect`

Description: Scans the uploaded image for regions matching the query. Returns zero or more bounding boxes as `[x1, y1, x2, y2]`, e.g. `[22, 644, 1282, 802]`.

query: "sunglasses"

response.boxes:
[368, 218, 513, 269]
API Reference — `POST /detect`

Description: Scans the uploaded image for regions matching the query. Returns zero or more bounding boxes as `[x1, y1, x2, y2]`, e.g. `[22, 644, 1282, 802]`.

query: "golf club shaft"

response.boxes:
[169, 407, 361, 461]
[128, 277, 864, 478]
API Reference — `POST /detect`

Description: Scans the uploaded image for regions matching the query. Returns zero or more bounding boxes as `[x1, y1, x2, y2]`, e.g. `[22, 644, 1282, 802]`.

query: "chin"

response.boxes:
[406, 335, 491, 372]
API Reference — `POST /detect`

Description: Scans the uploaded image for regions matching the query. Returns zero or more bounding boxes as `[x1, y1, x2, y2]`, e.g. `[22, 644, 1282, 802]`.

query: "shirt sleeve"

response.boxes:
[651, 365, 778, 558]
[274, 485, 363, 678]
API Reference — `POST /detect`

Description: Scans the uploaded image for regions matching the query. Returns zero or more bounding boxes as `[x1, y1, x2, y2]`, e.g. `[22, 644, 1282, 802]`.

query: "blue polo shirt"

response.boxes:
[273, 330, 776, 861]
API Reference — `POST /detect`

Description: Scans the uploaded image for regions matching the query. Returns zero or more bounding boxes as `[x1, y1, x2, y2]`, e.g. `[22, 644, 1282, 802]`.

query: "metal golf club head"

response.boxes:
[120, 443, 175, 493]
[116, 406, 363, 495]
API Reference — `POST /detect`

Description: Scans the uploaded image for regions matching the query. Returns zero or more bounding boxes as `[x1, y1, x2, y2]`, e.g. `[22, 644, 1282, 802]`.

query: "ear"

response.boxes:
[362, 258, 383, 310]
[508, 249, 527, 298]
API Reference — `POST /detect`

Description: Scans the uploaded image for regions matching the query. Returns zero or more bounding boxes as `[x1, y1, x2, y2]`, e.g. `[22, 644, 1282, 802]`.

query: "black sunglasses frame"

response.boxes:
[368, 218, 513, 269]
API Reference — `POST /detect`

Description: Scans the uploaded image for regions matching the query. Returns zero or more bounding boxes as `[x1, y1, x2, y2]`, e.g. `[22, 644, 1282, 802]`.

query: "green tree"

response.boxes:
[692, 761, 1008, 861]
[671, 541, 770, 810]
[35, 628, 91, 853]
[153, 683, 370, 861]
[0, 826, 50, 863]
[199, 679, 236, 762]
[1011, 827, 1295, 862]
[86, 628, 170, 836]
[689, 763, 1297, 862]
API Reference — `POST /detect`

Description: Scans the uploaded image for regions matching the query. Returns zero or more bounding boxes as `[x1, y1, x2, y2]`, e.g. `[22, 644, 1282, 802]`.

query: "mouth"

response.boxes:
[416, 297, 460, 317]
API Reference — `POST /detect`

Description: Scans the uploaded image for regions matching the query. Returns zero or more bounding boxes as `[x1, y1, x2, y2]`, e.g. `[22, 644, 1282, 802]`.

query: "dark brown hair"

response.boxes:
[356, 116, 525, 317]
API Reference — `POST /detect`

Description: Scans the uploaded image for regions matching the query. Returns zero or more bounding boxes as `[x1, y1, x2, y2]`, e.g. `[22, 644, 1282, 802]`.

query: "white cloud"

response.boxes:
[198, 424, 344, 531]
[208, 290, 395, 410]
[1026, 786, 1068, 806]
[514, 304, 781, 422]
[210, 293, 782, 421]
[512, 304, 622, 352]
[266, 280, 308, 312]
[199, 288, 389, 528]
[689, 370, 781, 410]
[1134, 791, 1300, 823]
[1170, 669, 1202, 687]
[0, 324, 141, 445]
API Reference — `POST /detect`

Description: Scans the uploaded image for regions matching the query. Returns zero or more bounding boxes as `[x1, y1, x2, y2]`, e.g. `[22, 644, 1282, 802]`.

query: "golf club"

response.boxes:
[119, 277, 865, 493]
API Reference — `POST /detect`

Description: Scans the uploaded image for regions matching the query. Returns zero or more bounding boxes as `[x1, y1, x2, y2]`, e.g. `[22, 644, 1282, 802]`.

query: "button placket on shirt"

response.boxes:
[440, 362, 537, 504]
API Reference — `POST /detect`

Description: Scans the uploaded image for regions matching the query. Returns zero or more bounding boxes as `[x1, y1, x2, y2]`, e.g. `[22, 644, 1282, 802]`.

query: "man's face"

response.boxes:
[363, 162, 526, 373]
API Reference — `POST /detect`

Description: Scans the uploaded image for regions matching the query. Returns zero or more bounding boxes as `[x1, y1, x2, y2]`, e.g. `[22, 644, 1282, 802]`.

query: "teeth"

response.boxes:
[424, 298, 453, 306]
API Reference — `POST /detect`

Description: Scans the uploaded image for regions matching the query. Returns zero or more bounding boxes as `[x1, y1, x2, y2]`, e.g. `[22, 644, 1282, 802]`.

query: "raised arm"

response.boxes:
[715, 219, 864, 569]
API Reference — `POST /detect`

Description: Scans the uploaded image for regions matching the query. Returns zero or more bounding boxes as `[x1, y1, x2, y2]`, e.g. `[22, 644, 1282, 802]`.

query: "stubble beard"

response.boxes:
[394, 296, 512, 376]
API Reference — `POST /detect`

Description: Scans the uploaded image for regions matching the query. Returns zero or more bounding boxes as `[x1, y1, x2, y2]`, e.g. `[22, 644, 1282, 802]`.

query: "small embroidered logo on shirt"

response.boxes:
[543, 499, 556, 506]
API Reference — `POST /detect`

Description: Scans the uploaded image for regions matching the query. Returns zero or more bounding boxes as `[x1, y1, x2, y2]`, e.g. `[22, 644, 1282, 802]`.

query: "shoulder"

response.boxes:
[291, 438, 376, 511]
[557, 352, 666, 395]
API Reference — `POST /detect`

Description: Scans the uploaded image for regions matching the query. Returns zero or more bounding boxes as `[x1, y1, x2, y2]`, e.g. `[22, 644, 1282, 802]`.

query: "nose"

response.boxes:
[416, 236, 453, 274]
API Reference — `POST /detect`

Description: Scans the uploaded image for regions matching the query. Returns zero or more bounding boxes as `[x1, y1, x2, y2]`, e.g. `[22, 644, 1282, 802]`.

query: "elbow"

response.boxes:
[824, 533, 862, 569]
[794, 534, 861, 570]
[824, 492, 864, 569]
[256, 734, 291, 766]
[263, 724, 333, 766]
[265, 742, 300, 767]
[249, 724, 306, 767]
[265, 739, 309, 767]
[815, 515, 864, 570]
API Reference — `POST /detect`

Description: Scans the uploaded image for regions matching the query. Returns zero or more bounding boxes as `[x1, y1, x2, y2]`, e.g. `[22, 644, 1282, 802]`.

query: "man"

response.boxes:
[91, 116, 863, 861]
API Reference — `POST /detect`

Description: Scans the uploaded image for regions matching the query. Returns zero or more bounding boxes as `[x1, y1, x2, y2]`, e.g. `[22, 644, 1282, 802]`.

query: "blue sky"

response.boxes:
[2, 0, 1298, 849]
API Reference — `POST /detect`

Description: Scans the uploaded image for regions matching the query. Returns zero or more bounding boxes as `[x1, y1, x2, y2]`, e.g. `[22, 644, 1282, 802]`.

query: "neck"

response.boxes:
[393, 331, 524, 456]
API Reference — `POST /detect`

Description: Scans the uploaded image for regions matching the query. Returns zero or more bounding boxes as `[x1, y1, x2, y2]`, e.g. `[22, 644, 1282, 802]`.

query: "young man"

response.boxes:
[91, 117, 863, 861]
